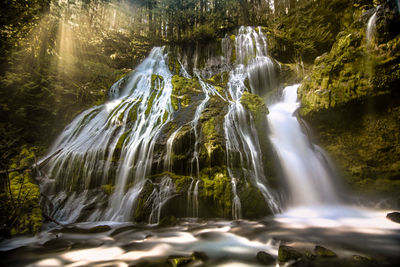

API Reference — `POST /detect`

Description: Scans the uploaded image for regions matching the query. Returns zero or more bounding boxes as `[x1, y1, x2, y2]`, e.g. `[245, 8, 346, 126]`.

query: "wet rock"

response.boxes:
[167, 255, 195, 267]
[386, 212, 400, 223]
[70, 239, 103, 249]
[88, 225, 112, 233]
[42, 239, 73, 251]
[58, 225, 111, 234]
[256, 251, 275, 265]
[158, 216, 178, 227]
[278, 245, 303, 262]
[352, 254, 373, 264]
[192, 251, 208, 261]
[314, 245, 337, 257]
[110, 225, 136, 236]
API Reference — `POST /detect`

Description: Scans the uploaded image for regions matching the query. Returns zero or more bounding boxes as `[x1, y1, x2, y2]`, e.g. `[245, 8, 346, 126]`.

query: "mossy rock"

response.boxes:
[240, 91, 269, 121]
[237, 180, 272, 218]
[101, 184, 115, 196]
[171, 75, 202, 110]
[199, 167, 232, 218]
[151, 74, 164, 90]
[56, 225, 111, 234]
[386, 212, 400, 223]
[278, 245, 303, 262]
[314, 245, 337, 257]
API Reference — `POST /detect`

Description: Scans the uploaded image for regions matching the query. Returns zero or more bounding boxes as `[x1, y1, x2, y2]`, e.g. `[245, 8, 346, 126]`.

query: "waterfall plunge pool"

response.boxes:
[1, 208, 399, 267]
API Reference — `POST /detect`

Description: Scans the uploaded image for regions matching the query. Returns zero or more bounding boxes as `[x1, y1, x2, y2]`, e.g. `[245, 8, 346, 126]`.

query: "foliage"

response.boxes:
[0, 0, 150, 168]
[264, 0, 374, 64]
[0, 146, 42, 237]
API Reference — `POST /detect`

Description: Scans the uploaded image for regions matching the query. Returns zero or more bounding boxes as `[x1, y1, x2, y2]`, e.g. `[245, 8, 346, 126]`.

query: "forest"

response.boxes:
[1, 0, 399, 266]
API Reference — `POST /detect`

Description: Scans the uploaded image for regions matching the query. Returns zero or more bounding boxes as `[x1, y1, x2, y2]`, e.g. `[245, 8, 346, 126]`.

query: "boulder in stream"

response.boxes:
[386, 212, 400, 223]
[278, 245, 303, 262]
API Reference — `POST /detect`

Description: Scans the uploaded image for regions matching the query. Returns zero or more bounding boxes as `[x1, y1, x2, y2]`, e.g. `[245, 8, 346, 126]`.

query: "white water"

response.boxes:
[224, 26, 280, 216]
[41, 47, 175, 222]
[190, 72, 224, 180]
[164, 126, 182, 172]
[193, 180, 200, 217]
[268, 84, 339, 206]
[366, 11, 377, 49]
[267, 84, 400, 242]
[147, 176, 176, 224]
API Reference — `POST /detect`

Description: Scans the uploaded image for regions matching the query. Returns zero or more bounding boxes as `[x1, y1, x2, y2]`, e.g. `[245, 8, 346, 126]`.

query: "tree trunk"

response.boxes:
[239, 0, 250, 25]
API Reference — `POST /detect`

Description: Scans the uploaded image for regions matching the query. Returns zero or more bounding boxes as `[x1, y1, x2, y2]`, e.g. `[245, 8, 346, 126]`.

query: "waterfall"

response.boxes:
[40, 26, 283, 223]
[231, 178, 242, 220]
[164, 126, 182, 172]
[268, 84, 340, 206]
[190, 72, 224, 180]
[147, 176, 176, 224]
[41, 47, 174, 222]
[224, 26, 280, 215]
[193, 180, 200, 217]
[236, 26, 277, 96]
[187, 178, 194, 216]
[366, 11, 377, 49]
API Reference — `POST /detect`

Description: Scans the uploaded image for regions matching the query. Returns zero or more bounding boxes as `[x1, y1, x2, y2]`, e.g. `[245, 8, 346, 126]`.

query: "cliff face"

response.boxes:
[298, 1, 400, 201]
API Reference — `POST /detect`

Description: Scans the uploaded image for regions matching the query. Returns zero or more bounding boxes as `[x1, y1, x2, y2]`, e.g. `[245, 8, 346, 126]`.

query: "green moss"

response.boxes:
[201, 117, 220, 160]
[304, 97, 400, 197]
[113, 131, 130, 162]
[127, 102, 139, 122]
[4, 147, 43, 236]
[151, 74, 164, 91]
[230, 35, 237, 64]
[199, 167, 232, 216]
[101, 184, 115, 196]
[168, 53, 181, 74]
[171, 75, 201, 110]
[240, 91, 269, 120]
[145, 91, 157, 116]
[299, 6, 399, 116]
[150, 172, 191, 193]
[116, 131, 129, 150]
[207, 72, 229, 89]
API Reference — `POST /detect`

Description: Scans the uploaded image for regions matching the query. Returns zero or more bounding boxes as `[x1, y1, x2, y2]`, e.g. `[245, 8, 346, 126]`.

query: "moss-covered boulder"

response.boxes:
[278, 245, 303, 262]
[314, 245, 338, 258]
[240, 91, 269, 121]
[171, 75, 202, 110]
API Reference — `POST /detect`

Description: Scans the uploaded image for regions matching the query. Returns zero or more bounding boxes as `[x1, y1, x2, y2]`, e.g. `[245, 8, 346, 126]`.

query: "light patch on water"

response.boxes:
[119, 244, 172, 261]
[147, 231, 197, 244]
[62, 246, 124, 262]
[276, 205, 400, 233]
[193, 225, 231, 235]
[105, 99, 122, 113]
[28, 258, 63, 267]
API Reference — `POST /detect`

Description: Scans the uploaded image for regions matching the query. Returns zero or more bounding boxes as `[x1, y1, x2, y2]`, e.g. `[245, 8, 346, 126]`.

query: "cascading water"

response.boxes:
[190, 72, 224, 180]
[147, 176, 176, 224]
[224, 26, 280, 216]
[40, 26, 282, 222]
[41, 47, 175, 222]
[268, 84, 340, 206]
[164, 126, 182, 172]
[366, 11, 378, 49]
[236, 26, 277, 96]
[267, 84, 400, 246]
